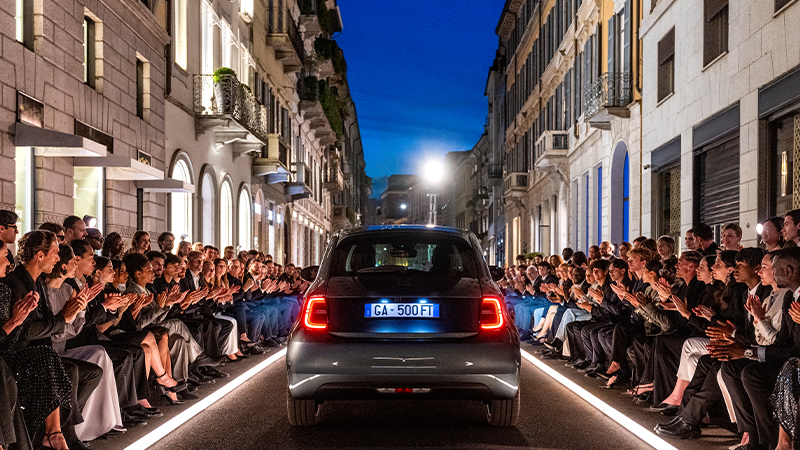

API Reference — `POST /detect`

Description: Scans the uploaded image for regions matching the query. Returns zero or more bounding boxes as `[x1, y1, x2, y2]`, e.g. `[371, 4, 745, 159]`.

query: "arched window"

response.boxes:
[171, 159, 192, 241]
[610, 141, 629, 245]
[623, 153, 630, 242]
[201, 173, 215, 246]
[220, 181, 233, 249]
[238, 188, 251, 251]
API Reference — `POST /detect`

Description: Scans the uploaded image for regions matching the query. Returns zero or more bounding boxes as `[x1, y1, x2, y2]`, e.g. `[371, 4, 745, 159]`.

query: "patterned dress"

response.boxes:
[770, 357, 800, 446]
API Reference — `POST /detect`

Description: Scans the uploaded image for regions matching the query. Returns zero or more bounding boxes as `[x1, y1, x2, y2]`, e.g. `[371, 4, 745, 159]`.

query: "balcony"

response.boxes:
[535, 131, 569, 172]
[487, 162, 503, 179]
[584, 72, 632, 130]
[193, 74, 267, 158]
[252, 135, 291, 183]
[333, 205, 356, 228]
[298, 75, 336, 146]
[503, 172, 528, 197]
[285, 161, 313, 200]
[323, 163, 344, 194]
[298, 0, 321, 40]
[266, 5, 304, 73]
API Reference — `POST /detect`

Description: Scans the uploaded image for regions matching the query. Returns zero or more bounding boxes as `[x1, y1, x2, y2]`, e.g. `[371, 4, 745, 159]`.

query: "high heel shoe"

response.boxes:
[162, 393, 185, 406]
[597, 368, 621, 381]
[42, 431, 66, 450]
[599, 373, 628, 389]
[155, 371, 186, 393]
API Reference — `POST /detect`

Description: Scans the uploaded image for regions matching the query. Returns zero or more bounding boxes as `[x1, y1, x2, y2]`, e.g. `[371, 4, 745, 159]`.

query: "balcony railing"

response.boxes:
[193, 74, 268, 143]
[267, 4, 304, 71]
[487, 162, 503, 179]
[584, 72, 632, 120]
[324, 163, 344, 193]
[503, 172, 528, 194]
[535, 131, 569, 162]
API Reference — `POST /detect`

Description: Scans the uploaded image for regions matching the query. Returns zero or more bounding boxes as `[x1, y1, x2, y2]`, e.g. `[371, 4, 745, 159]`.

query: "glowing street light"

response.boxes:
[400, 203, 407, 210]
[422, 159, 444, 225]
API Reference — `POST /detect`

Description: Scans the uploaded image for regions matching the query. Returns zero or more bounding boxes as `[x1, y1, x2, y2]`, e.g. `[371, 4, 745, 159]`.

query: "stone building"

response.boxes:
[2, 0, 369, 265]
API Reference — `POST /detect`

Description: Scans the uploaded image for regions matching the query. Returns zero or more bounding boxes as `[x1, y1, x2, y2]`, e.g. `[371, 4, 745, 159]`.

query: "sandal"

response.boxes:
[155, 371, 186, 393]
[43, 431, 67, 450]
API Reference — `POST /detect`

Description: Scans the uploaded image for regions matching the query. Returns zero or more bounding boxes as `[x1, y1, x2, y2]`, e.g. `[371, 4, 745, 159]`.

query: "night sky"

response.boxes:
[335, 1, 504, 187]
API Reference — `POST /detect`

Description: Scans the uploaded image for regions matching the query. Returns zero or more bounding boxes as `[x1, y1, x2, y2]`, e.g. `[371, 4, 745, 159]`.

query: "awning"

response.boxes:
[73, 154, 163, 181]
[15, 122, 107, 157]
[135, 179, 195, 193]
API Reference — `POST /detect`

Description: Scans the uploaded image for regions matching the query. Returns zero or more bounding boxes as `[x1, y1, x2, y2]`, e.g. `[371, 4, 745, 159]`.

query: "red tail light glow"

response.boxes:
[480, 297, 504, 330]
[303, 297, 328, 330]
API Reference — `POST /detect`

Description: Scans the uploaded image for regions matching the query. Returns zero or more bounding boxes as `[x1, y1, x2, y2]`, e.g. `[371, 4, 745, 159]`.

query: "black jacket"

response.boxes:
[0, 265, 66, 352]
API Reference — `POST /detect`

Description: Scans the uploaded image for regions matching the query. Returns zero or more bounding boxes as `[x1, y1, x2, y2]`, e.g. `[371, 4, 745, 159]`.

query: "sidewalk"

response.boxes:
[521, 342, 740, 450]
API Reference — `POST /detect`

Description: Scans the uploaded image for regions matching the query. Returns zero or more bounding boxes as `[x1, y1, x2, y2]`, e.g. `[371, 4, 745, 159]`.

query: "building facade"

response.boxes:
[3, 0, 369, 266]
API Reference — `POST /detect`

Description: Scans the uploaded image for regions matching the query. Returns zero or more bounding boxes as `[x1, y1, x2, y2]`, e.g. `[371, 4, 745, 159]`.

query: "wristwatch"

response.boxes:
[744, 348, 755, 360]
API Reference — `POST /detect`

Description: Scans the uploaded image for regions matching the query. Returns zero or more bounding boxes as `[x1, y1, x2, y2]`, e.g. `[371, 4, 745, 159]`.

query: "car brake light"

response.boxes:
[303, 297, 328, 330]
[480, 297, 504, 330]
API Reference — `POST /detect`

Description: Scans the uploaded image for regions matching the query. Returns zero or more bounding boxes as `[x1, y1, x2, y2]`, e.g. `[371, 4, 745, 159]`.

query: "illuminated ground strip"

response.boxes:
[521, 350, 679, 450]
[124, 348, 287, 450]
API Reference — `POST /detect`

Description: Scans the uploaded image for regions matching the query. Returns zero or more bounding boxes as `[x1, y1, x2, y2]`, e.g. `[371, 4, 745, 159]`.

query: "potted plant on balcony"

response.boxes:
[212, 67, 237, 114]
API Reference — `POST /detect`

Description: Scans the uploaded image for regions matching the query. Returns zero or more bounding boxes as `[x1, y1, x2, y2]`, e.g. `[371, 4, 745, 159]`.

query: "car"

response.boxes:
[286, 225, 520, 427]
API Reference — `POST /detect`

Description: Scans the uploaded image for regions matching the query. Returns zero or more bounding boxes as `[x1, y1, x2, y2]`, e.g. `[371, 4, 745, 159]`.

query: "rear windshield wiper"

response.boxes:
[356, 266, 408, 274]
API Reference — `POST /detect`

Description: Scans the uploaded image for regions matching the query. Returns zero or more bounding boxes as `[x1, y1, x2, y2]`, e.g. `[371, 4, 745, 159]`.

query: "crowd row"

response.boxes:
[0, 210, 309, 450]
[498, 213, 800, 450]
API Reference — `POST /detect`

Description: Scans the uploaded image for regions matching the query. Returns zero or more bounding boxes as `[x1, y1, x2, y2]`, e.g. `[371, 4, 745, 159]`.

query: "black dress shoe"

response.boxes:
[654, 416, 701, 439]
[578, 363, 599, 373]
[121, 411, 147, 428]
[571, 359, 591, 370]
[201, 366, 230, 378]
[132, 404, 163, 418]
[650, 402, 680, 416]
[178, 389, 198, 400]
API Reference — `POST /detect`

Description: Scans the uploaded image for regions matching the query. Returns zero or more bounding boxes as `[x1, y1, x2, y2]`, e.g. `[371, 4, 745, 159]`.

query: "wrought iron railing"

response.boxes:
[193, 74, 269, 143]
[584, 72, 632, 119]
[487, 162, 503, 179]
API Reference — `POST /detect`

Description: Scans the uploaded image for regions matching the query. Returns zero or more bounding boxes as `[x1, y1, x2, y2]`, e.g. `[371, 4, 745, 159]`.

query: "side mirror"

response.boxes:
[300, 265, 319, 282]
[488, 265, 505, 282]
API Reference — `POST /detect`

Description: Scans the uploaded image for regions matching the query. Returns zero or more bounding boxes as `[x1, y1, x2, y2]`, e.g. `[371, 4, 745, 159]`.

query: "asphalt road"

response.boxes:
[140, 354, 652, 450]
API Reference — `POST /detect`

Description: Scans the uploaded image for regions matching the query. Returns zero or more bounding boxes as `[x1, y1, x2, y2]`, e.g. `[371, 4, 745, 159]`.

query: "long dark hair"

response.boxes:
[47, 244, 75, 281]
[715, 250, 739, 310]
[102, 232, 123, 259]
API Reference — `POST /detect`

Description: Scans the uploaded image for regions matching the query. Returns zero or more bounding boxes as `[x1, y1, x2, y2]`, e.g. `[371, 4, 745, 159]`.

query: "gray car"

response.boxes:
[286, 225, 520, 427]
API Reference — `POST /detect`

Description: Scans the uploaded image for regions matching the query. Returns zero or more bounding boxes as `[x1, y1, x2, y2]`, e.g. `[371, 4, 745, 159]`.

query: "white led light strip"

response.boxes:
[521, 350, 679, 450]
[124, 348, 287, 450]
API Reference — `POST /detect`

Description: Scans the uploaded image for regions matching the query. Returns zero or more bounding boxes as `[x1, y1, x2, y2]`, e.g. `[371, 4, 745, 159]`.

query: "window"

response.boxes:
[771, 112, 799, 216]
[220, 181, 233, 249]
[136, 57, 150, 120]
[84, 18, 95, 87]
[596, 166, 602, 244]
[776, 0, 793, 12]
[238, 189, 251, 250]
[268, 201, 276, 254]
[174, 0, 187, 69]
[703, 0, 728, 66]
[171, 159, 192, 241]
[74, 167, 104, 232]
[15, 0, 33, 50]
[201, 173, 215, 245]
[220, 20, 232, 70]
[654, 164, 681, 247]
[623, 154, 630, 242]
[15, 147, 33, 234]
[241, 0, 254, 18]
[201, 1, 214, 75]
[584, 172, 589, 251]
[657, 28, 675, 102]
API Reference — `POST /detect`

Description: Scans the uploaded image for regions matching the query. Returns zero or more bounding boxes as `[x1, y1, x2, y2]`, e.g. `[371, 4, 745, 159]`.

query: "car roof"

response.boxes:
[336, 225, 471, 240]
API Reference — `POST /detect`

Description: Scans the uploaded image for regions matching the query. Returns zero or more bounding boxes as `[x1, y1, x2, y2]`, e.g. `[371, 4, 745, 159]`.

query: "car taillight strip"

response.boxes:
[480, 297, 504, 330]
[303, 297, 328, 329]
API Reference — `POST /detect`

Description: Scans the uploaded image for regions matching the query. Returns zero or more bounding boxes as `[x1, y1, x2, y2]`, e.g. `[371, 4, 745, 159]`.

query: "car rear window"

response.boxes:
[330, 233, 479, 278]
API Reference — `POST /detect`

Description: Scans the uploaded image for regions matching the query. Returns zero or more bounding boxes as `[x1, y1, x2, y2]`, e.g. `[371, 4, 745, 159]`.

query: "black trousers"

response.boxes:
[628, 335, 654, 386]
[0, 357, 32, 450]
[600, 322, 645, 366]
[679, 354, 727, 426]
[581, 322, 612, 365]
[722, 359, 783, 447]
[60, 358, 101, 446]
[100, 343, 144, 408]
[566, 320, 591, 360]
[650, 333, 686, 405]
[183, 317, 232, 357]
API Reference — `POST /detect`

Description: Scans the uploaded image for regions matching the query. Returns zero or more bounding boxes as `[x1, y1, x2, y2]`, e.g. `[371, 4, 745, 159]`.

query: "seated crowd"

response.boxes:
[0, 210, 309, 450]
[499, 214, 800, 450]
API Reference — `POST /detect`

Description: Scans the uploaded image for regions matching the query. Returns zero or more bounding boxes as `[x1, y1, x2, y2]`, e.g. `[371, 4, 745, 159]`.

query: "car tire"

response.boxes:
[287, 387, 321, 426]
[486, 388, 520, 427]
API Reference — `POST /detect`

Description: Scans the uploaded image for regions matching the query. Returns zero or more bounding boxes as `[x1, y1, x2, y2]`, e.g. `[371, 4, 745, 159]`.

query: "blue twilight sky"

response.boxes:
[335, 1, 504, 185]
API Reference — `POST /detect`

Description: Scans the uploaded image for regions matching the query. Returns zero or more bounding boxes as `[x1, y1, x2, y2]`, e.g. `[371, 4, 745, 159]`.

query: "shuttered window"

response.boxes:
[695, 136, 739, 228]
[703, 0, 728, 66]
[658, 28, 675, 102]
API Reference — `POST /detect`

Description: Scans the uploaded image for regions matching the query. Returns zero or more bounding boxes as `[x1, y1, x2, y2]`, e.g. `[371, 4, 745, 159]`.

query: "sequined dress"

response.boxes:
[770, 357, 800, 445]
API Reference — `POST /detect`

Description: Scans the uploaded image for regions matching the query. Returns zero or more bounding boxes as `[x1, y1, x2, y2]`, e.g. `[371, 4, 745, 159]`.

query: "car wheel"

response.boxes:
[486, 388, 520, 427]
[287, 387, 321, 426]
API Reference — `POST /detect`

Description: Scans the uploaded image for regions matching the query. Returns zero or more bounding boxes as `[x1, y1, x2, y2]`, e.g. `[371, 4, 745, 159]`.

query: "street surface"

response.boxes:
[92, 344, 741, 450]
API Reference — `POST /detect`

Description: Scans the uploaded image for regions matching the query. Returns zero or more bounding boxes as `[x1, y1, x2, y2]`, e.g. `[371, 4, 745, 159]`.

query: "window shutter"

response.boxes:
[608, 16, 616, 74]
[594, 24, 601, 82]
[624, 0, 631, 75]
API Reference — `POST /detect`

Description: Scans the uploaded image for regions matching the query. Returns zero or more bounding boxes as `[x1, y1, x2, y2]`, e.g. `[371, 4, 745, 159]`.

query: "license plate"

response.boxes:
[365, 303, 439, 318]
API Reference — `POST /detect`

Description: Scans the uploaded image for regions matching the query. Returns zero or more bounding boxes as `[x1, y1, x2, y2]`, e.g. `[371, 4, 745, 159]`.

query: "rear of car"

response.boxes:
[286, 226, 520, 426]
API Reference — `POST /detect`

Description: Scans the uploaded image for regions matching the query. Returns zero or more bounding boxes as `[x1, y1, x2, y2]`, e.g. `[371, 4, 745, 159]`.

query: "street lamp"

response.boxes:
[423, 160, 444, 225]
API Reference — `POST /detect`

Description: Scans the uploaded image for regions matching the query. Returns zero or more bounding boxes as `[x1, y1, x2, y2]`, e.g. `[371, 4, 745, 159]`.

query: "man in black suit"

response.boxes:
[0, 210, 18, 268]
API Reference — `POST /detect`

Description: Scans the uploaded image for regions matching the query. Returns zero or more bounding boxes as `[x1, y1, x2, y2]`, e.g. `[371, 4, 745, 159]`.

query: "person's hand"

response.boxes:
[278, 281, 290, 293]
[670, 295, 691, 319]
[626, 292, 641, 308]
[744, 294, 766, 323]
[554, 285, 565, 298]
[571, 285, 585, 298]
[243, 279, 254, 292]
[61, 293, 90, 323]
[588, 287, 604, 304]
[693, 305, 715, 321]
[788, 302, 800, 325]
[660, 299, 677, 311]
[707, 340, 747, 361]
[102, 293, 127, 311]
[610, 283, 628, 300]
[706, 320, 737, 340]
[77, 283, 104, 304]
[4, 291, 39, 332]
[653, 282, 672, 301]
[130, 293, 153, 318]
[155, 291, 168, 308]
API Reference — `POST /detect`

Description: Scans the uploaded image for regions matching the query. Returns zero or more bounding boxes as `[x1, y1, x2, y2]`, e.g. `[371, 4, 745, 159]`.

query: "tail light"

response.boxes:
[480, 297, 504, 330]
[303, 297, 328, 330]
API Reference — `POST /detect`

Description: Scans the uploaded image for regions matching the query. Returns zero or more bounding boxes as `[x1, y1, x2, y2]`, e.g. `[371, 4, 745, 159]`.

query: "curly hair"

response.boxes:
[102, 232, 124, 259]
[16, 230, 57, 265]
[47, 244, 75, 281]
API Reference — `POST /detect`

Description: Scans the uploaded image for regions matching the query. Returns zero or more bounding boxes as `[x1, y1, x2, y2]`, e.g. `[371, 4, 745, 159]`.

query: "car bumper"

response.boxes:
[286, 332, 520, 400]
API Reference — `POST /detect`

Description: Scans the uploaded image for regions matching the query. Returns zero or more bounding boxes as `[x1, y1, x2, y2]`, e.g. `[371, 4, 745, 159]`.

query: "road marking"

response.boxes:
[521, 349, 679, 450]
[124, 348, 287, 450]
